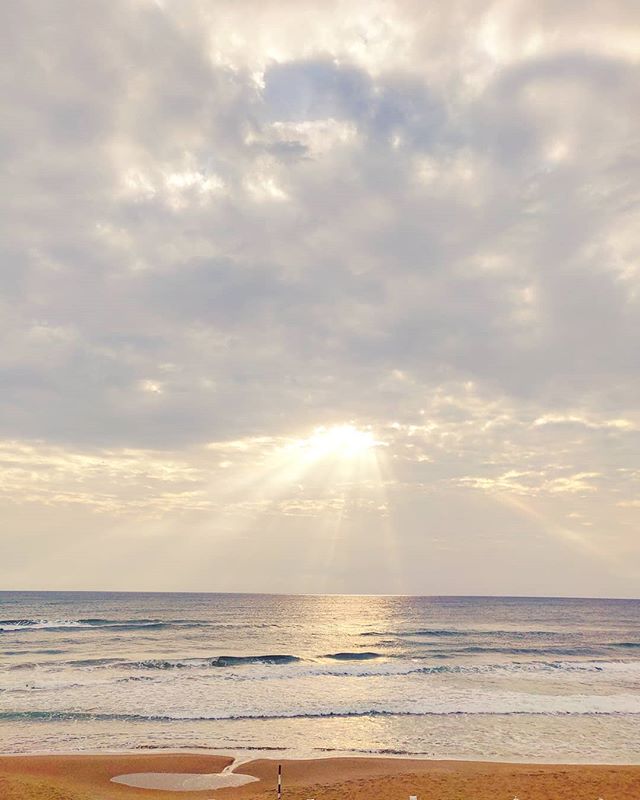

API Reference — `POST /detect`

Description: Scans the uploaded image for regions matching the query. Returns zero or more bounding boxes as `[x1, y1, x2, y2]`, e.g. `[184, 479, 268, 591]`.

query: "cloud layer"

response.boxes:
[1, 0, 638, 593]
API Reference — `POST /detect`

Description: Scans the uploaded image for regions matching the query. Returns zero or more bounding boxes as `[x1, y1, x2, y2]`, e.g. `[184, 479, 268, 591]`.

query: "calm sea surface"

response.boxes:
[1, 592, 639, 762]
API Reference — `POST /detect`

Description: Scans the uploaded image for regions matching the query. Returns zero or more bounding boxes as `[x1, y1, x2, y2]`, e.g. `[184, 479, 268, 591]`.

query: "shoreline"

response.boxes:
[1, 752, 639, 800]
[2, 747, 640, 766]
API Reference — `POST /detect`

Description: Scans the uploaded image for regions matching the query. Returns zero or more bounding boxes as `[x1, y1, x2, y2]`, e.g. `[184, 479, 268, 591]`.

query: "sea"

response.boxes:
[1, 592, 639, 762]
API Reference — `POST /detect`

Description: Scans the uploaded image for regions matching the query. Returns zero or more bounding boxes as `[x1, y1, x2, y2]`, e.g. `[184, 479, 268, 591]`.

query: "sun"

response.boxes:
[296, 424, 377, 460]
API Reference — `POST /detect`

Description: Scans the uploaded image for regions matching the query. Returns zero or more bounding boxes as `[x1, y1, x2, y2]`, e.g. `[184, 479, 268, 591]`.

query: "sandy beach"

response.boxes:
[1, 753, 639, 800]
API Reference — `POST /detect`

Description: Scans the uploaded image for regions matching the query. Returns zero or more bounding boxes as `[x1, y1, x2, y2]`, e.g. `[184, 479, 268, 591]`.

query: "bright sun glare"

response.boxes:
[297, 424, 377, 459]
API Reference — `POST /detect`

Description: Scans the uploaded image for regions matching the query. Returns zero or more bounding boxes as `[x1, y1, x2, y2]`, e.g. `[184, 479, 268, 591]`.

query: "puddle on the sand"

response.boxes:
[111, 771, 258, 791]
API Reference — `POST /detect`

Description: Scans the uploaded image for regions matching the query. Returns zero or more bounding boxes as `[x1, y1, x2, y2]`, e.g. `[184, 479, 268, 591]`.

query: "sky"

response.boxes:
[1, 0, 639, 596]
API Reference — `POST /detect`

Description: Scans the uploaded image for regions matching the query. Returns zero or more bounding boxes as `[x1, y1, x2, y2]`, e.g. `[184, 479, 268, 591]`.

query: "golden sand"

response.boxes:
[0, 753, 638, 800]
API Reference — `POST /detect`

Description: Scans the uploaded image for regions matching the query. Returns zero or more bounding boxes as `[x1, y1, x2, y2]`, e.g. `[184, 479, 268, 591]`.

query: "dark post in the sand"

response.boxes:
[277, 763, 282, 800]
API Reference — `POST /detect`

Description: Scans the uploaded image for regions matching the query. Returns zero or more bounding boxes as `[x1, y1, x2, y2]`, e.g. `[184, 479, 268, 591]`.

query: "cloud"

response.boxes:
[0, 0, 638, 593]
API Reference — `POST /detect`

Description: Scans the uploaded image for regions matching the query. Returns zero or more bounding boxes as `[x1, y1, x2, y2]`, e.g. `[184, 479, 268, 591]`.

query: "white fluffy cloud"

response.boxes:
[1, 0, 638, 593]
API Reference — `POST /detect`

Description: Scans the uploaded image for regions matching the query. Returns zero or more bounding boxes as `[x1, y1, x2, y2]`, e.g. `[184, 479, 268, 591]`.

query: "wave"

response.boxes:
[446, 645, 609, 657]
[317, 746, 432, 756]
[7, 656, 632, 684]
[140, 657, 625, 677]
[2, 649, 66, 657]
[2, 708, 639, 724]
[0, 619, 170, 633]
[360, 628, 572, 639]
[323, 652, 381, 661]
[68, 658, 121, 667]
[0, 618, 282, 634]
[124, 654, 304, 670]
[360, 629, 461, 638]
[213, 654, 302, 667]
[286, 660, 615, 679]
[7, 654, 305, 671]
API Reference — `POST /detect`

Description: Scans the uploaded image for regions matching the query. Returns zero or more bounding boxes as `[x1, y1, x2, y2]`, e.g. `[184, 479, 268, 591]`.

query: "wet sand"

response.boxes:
[0, 753, 639, 800]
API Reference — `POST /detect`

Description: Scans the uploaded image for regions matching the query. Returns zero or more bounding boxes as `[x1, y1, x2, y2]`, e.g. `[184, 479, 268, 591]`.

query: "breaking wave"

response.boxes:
[2, 708, 639, 724]
[122, 654, 304, 669]
[0, 619, 171, 633]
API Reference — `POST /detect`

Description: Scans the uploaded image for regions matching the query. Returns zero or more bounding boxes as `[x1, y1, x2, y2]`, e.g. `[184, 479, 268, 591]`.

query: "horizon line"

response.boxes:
[1, 589, 638, 602]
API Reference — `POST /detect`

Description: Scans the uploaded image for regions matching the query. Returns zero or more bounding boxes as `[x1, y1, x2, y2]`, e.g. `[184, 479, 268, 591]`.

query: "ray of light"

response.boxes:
[197, 424, 392, 583]
[492, 491, 622, 569]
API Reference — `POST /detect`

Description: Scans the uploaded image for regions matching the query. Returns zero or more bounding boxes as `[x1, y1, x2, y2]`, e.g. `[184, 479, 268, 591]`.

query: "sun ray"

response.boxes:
[198, 424, 391, 581]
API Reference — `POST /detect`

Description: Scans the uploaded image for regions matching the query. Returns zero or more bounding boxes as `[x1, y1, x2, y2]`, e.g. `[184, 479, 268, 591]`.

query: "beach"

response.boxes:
[2, 594, 639, 798]
[1, 754, 639, 800]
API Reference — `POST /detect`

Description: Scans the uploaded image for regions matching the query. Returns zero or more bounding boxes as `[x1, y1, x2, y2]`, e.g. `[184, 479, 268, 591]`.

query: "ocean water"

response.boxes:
[1, 592, 639, 762]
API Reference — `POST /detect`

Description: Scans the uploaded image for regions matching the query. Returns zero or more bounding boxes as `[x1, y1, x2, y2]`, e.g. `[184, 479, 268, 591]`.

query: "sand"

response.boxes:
[0, 753, 639, 800]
